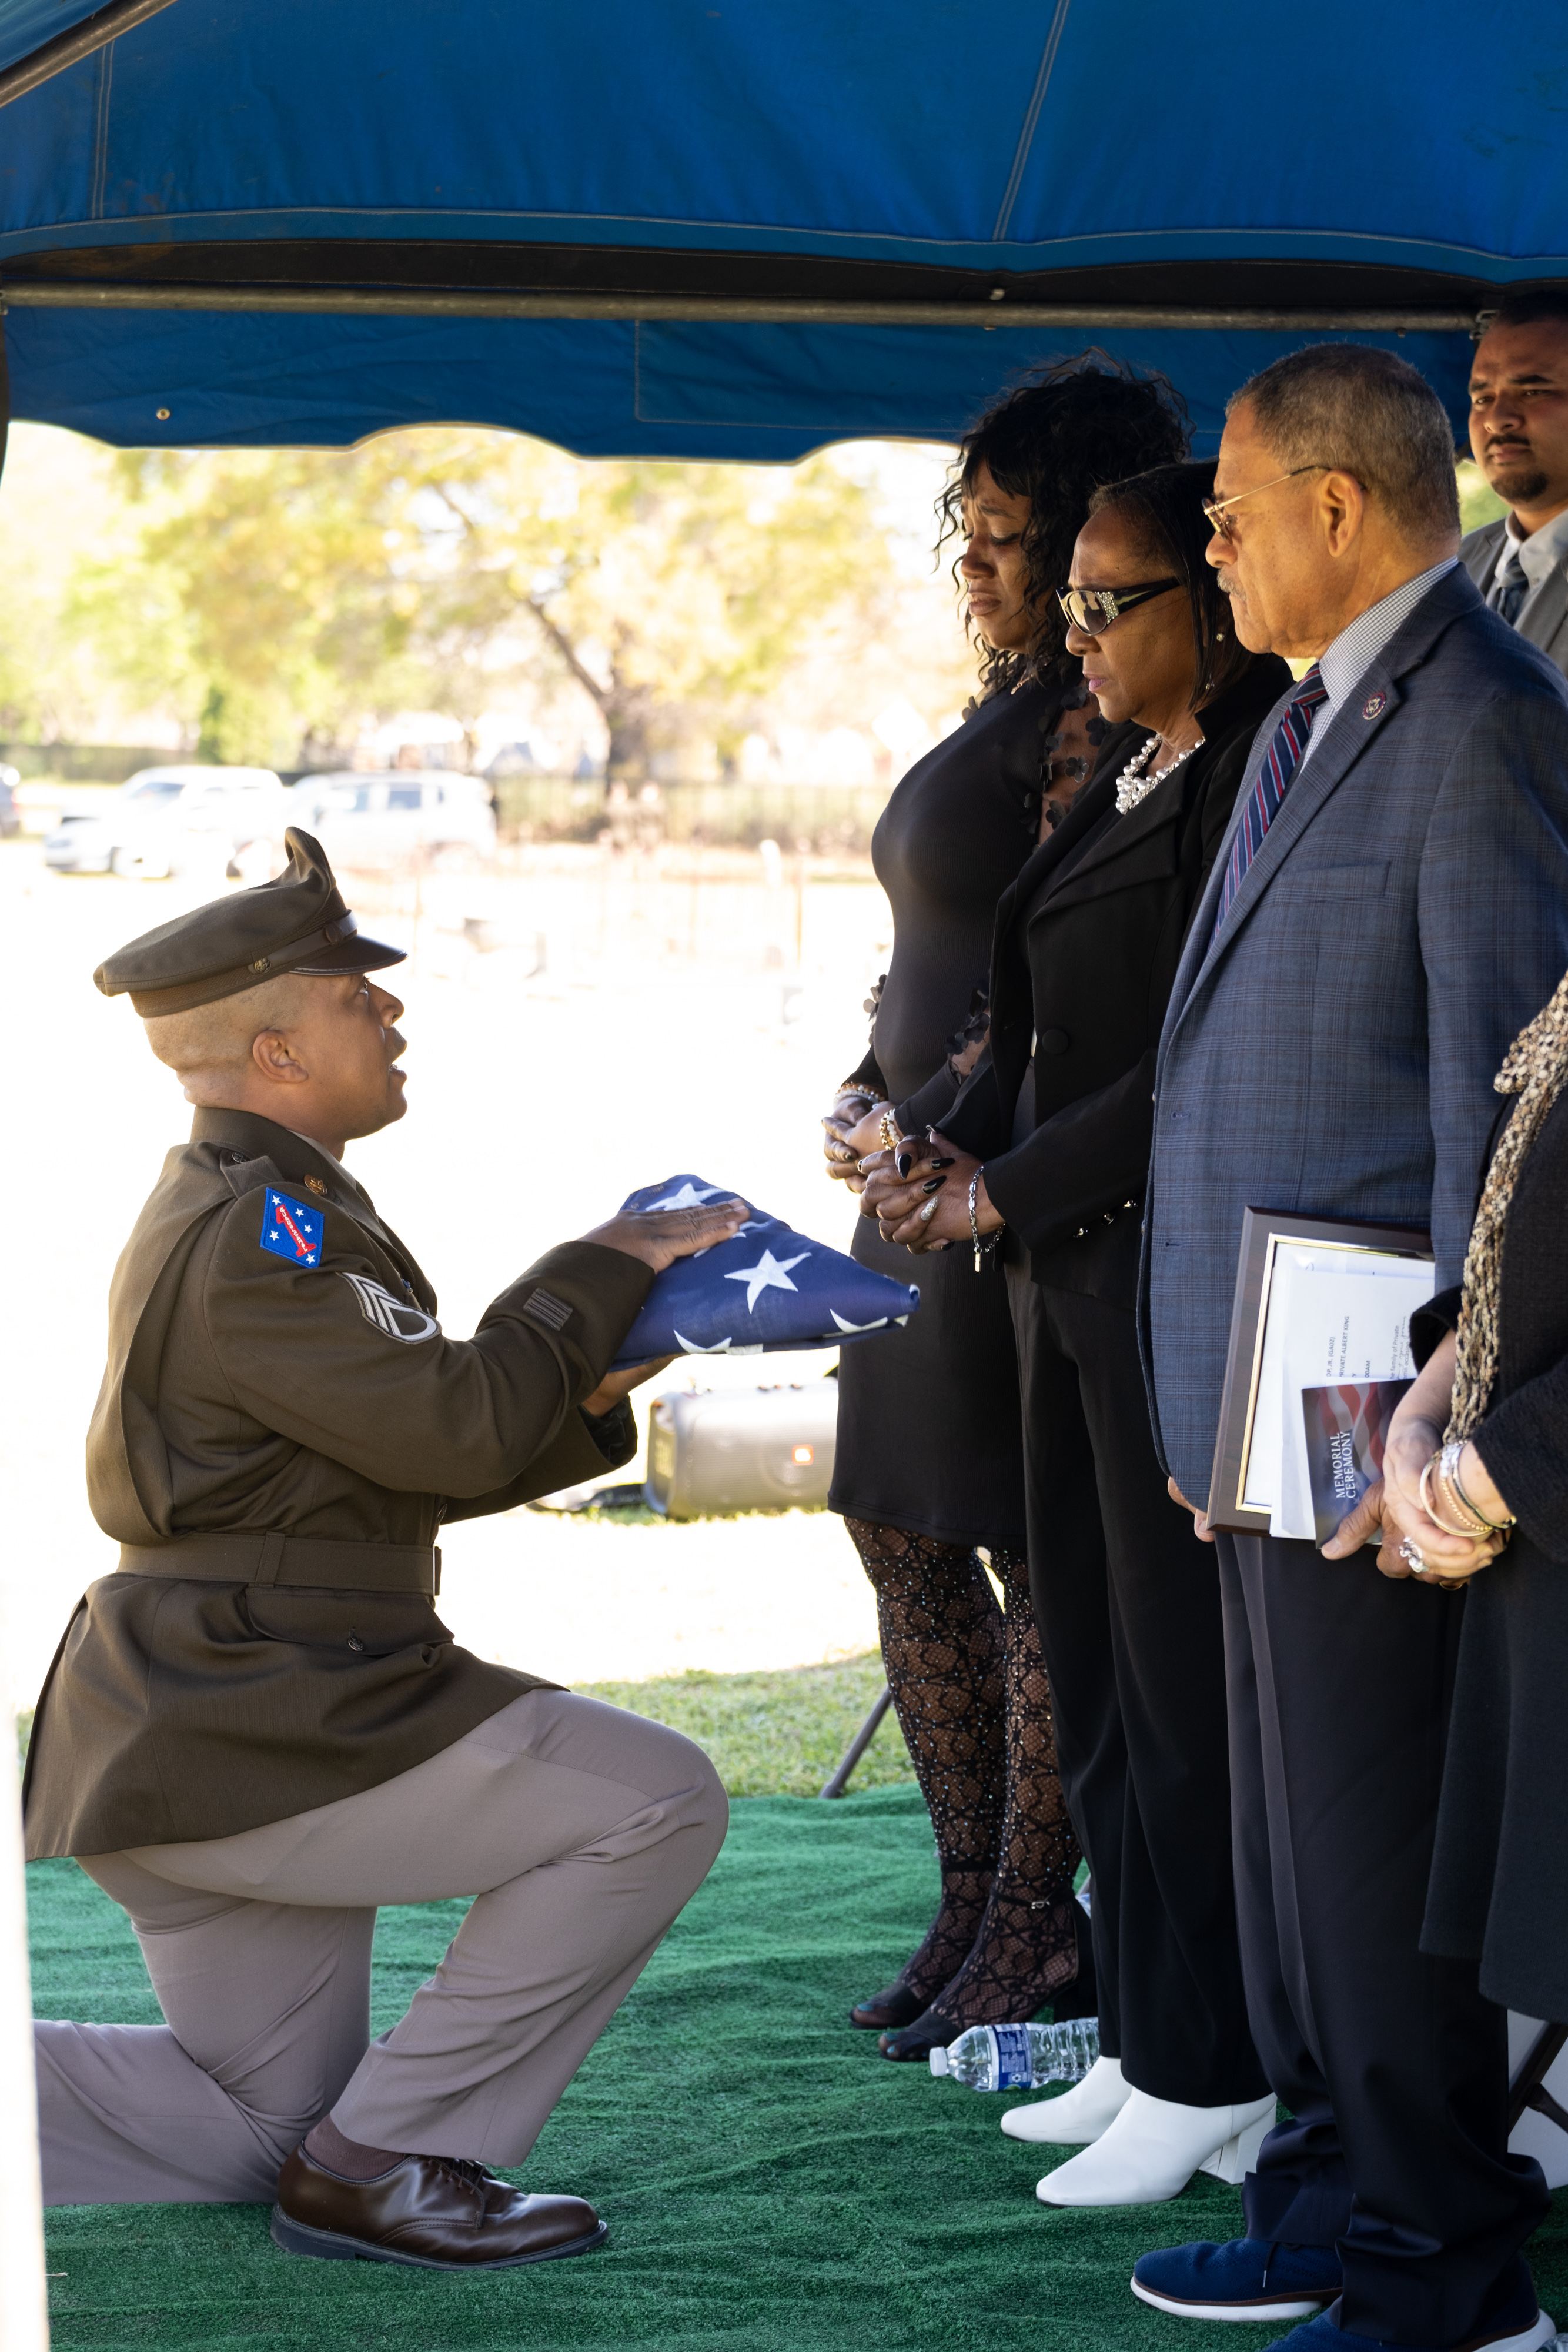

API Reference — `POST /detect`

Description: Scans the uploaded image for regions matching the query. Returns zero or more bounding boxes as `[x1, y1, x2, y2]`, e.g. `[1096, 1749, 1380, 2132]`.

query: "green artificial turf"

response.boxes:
[31, 1788, 1568, 2352]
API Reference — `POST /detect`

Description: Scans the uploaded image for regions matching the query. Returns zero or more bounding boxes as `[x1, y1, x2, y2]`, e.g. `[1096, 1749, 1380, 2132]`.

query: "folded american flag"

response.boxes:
[609, 1175, 921, 1369]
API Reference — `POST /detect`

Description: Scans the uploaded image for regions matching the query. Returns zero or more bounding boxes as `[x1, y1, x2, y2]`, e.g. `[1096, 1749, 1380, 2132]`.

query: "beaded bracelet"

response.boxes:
[1440, 1439, 1515, 1532]
[968, 1167, 1001, 1272]
[1419, 1455, 1486, 1539]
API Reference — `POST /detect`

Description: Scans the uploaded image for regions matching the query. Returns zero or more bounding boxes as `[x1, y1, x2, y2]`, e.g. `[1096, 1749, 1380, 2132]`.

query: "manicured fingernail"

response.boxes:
[921, 1175, 947, 1194]
[927, 1155, 955, 1168]
[895, 1151, 913, 1177]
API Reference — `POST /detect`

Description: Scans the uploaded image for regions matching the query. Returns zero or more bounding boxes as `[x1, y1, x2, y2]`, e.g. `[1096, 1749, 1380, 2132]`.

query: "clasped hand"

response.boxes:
[855, 1127, 1002, 1255]
[1320, 1329, 1507, 1585]
[821, 1091, 886, 1193]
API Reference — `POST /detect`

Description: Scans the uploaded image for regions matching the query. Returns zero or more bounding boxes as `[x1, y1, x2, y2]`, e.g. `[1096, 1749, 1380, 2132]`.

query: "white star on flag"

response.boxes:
[672, 1329, 764, 1354]
[724, 1247, 809, 1311]
[641, 1181, 726, 1212]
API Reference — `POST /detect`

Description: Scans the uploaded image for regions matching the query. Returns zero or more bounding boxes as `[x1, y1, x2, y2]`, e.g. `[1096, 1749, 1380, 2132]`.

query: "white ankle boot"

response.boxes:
[1034, 2088, 1276, 2207]
[1000, 2056, 1129, 2146]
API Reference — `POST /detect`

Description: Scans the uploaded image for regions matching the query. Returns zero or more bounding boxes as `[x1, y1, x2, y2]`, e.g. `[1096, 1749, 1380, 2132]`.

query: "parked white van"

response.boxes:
[44, 765, 287, 880]
[289, 771, 496, 869]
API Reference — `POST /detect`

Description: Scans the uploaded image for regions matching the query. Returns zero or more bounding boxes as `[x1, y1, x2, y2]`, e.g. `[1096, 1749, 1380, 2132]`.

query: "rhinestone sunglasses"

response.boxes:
[1057, 578, 1180, 634]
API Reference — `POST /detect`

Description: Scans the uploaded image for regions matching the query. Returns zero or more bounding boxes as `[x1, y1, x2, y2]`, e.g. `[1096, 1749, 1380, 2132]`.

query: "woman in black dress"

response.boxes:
[1325, 965, 1568, 2030]
[821, 359, 1191, 2058]
[864, 463, 1287, 2198]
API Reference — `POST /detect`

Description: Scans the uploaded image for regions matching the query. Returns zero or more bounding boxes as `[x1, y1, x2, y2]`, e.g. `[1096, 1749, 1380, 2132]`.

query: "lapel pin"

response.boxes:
[303, 1175, 329, 1197]
[1362, 693, 1386, 720]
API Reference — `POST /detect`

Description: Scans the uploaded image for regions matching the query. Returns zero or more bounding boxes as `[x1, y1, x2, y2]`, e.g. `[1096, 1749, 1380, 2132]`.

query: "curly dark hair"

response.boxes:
[1087, 459, 1253, 711]
[938, 350, 1191, 701]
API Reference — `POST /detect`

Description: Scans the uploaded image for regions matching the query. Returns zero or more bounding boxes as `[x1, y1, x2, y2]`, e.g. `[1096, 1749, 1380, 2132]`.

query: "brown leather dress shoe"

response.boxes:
[271, 2143, 607, 2269]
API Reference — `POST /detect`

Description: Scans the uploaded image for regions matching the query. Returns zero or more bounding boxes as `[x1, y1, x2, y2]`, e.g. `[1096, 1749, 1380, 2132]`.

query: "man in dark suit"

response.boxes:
[1131, 347, 1568, 2352]
[1462, 286, 1568, 678]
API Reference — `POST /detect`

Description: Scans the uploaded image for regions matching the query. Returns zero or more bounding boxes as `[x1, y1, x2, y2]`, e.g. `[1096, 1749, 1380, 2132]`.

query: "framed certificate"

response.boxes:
[1205, 1210, 1434, 1538]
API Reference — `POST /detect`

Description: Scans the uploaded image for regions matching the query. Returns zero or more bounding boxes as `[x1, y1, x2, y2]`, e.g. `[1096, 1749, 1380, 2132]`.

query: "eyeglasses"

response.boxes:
[1057, 578, 1180, 634]
[1201, 465, 1329, 541]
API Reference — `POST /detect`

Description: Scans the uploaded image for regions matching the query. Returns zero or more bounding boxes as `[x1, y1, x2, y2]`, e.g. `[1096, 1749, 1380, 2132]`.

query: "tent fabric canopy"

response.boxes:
[0, 0, 106, 76]
[0, 0, 1563, 457]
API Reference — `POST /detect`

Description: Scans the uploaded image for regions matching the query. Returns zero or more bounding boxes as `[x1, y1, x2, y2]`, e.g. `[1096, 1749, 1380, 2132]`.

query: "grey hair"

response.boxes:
[1226, 343, 1460, 542]
[143, 971, 313, 1102]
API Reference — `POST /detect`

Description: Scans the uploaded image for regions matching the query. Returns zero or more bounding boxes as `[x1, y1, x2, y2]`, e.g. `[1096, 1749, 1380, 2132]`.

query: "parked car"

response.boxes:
[43, 764, 287, 879]
[289, 771, 497, 868]
[0, 764, 19, 838]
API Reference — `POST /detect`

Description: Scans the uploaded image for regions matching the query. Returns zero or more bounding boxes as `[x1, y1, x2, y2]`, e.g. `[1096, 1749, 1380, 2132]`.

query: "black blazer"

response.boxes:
[905, 655, 1292, 1304]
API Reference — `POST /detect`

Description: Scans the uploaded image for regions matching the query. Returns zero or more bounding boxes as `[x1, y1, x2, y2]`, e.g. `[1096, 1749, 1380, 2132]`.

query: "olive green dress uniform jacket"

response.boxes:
[23, 1107, 654, 1860]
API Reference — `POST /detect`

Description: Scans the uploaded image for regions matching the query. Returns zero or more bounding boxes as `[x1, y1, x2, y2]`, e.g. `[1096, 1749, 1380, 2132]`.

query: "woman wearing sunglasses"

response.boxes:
[860, 460, 1292, 2203]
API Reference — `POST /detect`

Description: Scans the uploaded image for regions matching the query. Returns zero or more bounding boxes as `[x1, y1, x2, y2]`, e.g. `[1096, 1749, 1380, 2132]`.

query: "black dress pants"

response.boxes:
[1007, 1263, 1265, 2107]
[1218, 1532, 1547, 2344]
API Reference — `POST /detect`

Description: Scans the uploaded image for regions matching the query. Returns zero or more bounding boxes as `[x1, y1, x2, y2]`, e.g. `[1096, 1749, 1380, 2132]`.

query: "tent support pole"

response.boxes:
[0, 284, 1479, 333]
[0, 0, 180, 111]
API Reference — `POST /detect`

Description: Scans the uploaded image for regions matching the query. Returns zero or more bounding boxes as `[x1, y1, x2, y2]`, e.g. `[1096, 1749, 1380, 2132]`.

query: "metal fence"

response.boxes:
[494, 774, 893, 852]
[0, 741, 176, 784]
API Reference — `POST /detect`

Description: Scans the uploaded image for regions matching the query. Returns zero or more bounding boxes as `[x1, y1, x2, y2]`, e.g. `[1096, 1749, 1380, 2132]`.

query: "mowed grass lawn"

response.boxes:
[576, 1651, 907, 1796]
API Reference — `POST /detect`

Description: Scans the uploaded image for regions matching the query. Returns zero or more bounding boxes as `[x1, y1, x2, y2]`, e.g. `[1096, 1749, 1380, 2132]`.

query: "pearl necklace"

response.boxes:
[1114, 732, 1199, 814]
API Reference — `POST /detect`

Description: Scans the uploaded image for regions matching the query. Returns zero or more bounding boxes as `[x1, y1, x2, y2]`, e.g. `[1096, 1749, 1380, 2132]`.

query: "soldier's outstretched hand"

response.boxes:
[586, 1196, 749, 1273]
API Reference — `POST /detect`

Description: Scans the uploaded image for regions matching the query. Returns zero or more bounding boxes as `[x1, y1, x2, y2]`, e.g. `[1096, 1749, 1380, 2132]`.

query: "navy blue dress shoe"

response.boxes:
[1131, 2236, 1342, 2321]
[1258, 2299, 1554, 2352]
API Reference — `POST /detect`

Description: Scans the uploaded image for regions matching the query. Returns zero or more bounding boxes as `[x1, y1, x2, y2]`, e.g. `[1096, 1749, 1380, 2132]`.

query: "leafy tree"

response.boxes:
[397, 437, 887, 776]
[68, 445, 424, 766]
[0, 425, 139, 743]
[65, 431, 898, 776]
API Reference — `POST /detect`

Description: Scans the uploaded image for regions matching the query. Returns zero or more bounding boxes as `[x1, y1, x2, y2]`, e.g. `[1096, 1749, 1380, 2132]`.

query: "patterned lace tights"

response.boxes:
[845, 1518, 1083, 2022]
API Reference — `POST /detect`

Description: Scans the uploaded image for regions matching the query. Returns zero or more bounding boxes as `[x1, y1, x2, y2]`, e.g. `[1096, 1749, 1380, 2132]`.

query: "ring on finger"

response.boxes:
[1399, 1536, 1426, 1572]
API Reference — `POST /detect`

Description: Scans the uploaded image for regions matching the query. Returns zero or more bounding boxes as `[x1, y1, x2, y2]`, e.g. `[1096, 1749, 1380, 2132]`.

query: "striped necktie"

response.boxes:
[1212, 664, 1330, 940]
[1489, 544, 1529, 625]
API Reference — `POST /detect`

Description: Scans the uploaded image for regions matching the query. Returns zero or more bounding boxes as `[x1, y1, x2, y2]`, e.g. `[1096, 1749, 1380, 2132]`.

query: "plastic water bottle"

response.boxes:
[928, 2016, 1099, 2091]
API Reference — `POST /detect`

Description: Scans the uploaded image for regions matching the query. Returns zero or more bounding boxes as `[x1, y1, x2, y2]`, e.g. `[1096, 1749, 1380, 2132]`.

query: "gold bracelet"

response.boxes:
[1441, 1440, 1515, 1531]
[1420, 1455, 1488, 1539]
[878, 1110, 901, 1152]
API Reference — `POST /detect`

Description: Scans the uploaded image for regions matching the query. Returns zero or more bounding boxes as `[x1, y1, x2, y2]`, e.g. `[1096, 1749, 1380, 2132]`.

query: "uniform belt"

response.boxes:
[116, 1532, 442, 1596]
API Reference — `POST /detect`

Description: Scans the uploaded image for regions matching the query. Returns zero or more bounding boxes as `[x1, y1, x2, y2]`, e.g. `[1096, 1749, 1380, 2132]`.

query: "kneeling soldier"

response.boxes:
[25, 830, 744, 2269]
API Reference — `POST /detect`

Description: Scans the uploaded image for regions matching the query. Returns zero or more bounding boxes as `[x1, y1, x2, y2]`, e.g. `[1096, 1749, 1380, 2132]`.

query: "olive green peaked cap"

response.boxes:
[94, 827, 407, 1017]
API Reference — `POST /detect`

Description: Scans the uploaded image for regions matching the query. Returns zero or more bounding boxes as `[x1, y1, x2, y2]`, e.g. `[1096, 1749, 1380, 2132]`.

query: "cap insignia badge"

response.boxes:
[260, 1188, 325, 1268]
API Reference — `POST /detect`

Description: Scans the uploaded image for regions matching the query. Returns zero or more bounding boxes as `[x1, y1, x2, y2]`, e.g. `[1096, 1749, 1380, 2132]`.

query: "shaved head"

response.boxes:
[143, 974, 314, 1102]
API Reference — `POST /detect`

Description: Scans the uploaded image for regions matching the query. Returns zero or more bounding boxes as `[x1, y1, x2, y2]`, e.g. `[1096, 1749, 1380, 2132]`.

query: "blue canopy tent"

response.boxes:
[0, 0, 1563, 463]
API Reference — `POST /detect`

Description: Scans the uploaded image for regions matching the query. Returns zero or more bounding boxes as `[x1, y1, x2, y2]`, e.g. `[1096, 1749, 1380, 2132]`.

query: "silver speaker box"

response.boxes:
[644, 1378, 839, 1519]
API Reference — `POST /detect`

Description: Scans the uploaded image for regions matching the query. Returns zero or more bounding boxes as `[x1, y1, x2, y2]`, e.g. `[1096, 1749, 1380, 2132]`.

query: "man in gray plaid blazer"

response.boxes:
[1131, 347, 1568, 2352]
